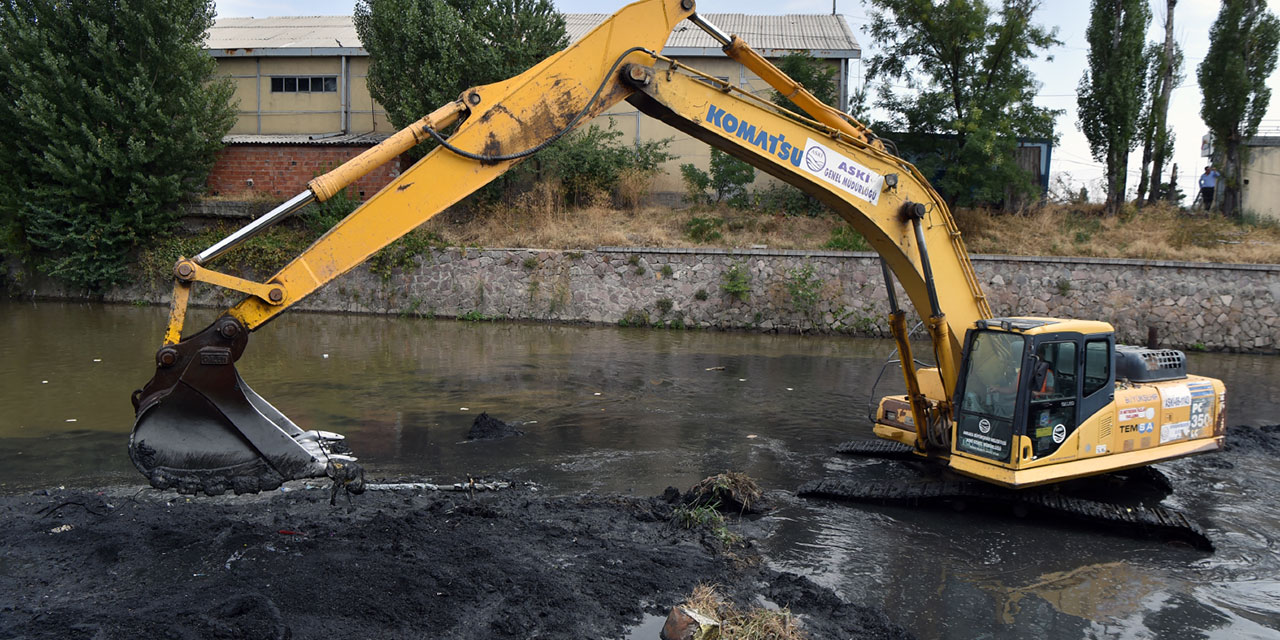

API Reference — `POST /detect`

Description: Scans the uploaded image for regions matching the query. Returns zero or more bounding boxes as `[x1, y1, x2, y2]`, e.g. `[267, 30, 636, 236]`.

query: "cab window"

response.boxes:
[1083, 339, 1110, 397]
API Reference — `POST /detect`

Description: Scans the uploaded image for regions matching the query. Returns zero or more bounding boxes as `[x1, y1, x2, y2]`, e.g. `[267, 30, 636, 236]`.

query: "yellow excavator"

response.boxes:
[130, 0, 1226, 522]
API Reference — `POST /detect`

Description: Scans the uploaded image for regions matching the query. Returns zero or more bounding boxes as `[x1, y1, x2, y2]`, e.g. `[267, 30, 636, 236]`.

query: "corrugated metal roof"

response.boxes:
[566, 13, 858, 54]
[207, 16, 360, 51]
[208, 13, 858, 58]
[223, 132, 391, 146]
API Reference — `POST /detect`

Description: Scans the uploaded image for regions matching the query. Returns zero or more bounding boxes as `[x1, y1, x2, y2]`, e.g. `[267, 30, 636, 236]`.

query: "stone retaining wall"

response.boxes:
[17, 248, 1280, 353]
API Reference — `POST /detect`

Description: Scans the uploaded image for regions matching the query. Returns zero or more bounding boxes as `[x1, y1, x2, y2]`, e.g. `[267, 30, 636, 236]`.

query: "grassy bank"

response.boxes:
[145, 200, 1280, 280]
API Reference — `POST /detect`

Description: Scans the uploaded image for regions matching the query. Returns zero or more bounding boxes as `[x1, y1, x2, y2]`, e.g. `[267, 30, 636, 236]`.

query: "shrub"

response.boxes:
[710, 150, 755, 207]
[680, 163, 712, 205]
[825, 226, 870, 251]
[685, 216, 725, 243]
[752, 183, 829, 217]
[303, 186, 362, 234]
[529, 122, 673, 207]
[786, 263, 823, 318]
[680, 150, 754, 206]
[721, 262, 751, 302]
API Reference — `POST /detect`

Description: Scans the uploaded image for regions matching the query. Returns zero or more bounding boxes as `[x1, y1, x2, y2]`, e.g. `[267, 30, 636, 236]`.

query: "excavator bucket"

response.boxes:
[129, 316, 355, 496]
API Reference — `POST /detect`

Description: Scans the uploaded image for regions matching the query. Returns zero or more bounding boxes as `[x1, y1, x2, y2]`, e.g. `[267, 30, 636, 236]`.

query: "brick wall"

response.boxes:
[206, 144, 401, 201]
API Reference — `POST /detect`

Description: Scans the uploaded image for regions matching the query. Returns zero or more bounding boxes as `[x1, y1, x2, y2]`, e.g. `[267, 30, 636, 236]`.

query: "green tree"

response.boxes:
[678, 150, 755, 206]
[710, 151, 755, 206]
[1198, 0, 1280, 217]
[865, 0, 1062, 209]
[1141, 0, 1181, 206]
[1136, 39, 1183, 205]
[1077, 0, 1151, 215]
[0, 0, 236, 292]
[769, 52, 840, 114]
[354, 0, 567, 140]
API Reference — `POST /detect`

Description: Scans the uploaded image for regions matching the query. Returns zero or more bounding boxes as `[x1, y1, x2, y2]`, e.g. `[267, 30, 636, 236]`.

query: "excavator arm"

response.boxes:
[129, 0, 990, 495]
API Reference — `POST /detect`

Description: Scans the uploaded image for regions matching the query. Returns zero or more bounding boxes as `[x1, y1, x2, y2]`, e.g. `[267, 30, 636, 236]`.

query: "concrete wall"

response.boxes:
[214, 53, 841, 198]
[23, 248, 1280, 353]
[1243, 142, 1280, 221]
[220, 56, 392, 136]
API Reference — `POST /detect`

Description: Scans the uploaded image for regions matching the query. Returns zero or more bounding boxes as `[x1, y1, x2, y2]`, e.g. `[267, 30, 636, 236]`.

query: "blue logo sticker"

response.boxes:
[805, 146, 826, 172]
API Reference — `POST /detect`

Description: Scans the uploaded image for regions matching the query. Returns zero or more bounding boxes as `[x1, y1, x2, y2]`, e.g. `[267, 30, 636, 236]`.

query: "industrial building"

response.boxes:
[203, 13, 861, 200]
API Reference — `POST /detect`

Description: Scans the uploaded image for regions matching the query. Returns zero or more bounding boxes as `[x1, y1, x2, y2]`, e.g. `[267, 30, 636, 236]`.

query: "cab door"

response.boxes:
[1025, 337, 1079, 459]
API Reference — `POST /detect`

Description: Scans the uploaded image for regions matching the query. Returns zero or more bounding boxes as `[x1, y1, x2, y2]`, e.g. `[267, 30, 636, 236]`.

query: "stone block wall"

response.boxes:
[21, 248, 1280, 353]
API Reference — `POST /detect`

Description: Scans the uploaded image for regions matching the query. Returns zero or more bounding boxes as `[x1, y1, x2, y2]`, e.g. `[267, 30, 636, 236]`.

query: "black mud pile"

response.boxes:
[0, 486, 911, 640]
[465, 412, 524, 441]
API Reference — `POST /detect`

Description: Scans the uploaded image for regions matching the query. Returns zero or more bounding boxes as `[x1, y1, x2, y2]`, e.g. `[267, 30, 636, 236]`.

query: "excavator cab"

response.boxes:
[951, 318, 1115, 468]
[877, 317, 1223, 489]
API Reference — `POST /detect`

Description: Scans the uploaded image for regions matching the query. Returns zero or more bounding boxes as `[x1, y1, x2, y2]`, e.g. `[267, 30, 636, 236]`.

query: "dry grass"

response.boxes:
[688, 471, 764, 513]
[955, 202, 1280, 263]
[410, 199, 1280, 264]
[682, 584, 808, 640]
[421, 202, 842, 251]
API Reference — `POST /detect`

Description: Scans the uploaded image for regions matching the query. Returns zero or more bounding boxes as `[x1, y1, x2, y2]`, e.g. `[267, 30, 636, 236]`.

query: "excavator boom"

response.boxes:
[130, 0, 1215, 502]
[130, 0, 988, 495]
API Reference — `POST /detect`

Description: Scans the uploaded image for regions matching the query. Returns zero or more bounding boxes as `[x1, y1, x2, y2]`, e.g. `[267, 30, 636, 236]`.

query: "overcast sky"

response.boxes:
[213, 0, 1280, 201]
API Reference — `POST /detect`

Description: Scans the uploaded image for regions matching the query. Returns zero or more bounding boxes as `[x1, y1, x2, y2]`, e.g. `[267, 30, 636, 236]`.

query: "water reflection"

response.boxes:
[2, 300, 1278, 639]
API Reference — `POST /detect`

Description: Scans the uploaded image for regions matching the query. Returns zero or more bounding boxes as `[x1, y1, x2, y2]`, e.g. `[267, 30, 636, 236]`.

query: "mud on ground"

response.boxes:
[0, 484, 911, 640]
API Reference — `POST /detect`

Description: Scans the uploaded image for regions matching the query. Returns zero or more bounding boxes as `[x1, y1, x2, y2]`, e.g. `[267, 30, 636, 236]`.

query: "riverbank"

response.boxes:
[11, 244, 1280, 353]
[0, 483, 911, 640]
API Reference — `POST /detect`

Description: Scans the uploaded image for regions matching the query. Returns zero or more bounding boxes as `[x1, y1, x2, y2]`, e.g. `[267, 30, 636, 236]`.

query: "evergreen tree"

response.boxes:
[865, 0, 1062, 209]
[1198, 0, 1280, 217]
[0, 0, 236, 291]
[1077, 0, 1151, 215]
[354, 0, 567, 138]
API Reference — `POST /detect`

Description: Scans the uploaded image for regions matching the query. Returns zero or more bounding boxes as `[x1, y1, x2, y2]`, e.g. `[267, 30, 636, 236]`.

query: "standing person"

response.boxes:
[1199, 165, 1221, 211]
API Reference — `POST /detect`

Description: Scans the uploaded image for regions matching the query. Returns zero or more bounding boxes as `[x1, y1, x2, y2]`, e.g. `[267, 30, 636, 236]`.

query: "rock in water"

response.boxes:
[467, 412, 525, 441]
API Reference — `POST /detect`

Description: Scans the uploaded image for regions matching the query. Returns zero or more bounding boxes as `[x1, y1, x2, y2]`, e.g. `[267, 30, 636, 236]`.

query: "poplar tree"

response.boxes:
[1136, 39, 1183, 204]
[865, 0, 1061, 209]
[1145, 0, 1180, 205]
[1198, 0, 1280, 217]
[0, 0, 236, 291]
[1077, 0, 1151, 215]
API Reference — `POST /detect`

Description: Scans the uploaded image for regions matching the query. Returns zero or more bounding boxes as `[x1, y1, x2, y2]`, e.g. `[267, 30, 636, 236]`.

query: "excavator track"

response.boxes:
[802, 441, 1211, 551]
[835, 439, 922, 460]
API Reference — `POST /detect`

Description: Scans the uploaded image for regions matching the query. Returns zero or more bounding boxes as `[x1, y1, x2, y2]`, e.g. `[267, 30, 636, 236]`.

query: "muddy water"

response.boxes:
[3, 300, 1279, 639]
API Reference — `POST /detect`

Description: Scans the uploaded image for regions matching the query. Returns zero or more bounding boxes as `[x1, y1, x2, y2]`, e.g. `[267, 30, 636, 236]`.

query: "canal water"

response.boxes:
[3, 300, 1279, 639]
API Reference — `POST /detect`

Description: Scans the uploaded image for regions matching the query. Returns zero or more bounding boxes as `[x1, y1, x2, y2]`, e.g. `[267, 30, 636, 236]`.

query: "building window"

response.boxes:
[270, 76, 338, 93]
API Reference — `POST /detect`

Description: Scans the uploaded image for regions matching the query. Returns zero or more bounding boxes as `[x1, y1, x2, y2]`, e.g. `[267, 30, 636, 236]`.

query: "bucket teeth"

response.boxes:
[129, 317, 356, 496]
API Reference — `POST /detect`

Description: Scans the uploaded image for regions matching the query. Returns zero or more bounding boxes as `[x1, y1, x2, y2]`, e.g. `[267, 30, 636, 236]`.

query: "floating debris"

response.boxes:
[467, 412, 524, 441]
[49, 524, 73, 534]
[705, 367, 725, 371]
